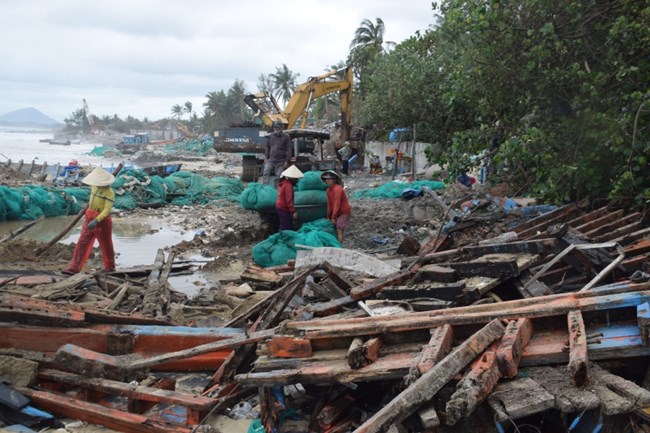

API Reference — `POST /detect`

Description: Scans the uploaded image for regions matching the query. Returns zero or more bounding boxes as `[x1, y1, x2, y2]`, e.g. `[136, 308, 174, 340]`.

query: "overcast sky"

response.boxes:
[0, 1, 435, 122]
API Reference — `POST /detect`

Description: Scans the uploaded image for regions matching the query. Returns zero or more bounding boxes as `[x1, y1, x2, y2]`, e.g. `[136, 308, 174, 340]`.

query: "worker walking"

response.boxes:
[321, 170, 351, 244]
[275, 165, 304, 231]
[262, 120, 293, 185]
[63, 167, 116, 274]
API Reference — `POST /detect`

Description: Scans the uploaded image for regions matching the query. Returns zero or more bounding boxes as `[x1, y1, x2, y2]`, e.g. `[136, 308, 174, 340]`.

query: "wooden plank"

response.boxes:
[511, 203, 576, 235]
[38, 369, 215, 410]
[383, 282, 465, 302]
[309, 296, 355, 317]
[487, 377, 554, 421]
[238, 352, 419, 386]
[583, 212, 642, 238]
[567, 310, 588, 387]
[322, 261, 355, 291]
[13, 386, 190, 433]
[286, 285, 650, 340]
[350, 320, 505, 433]
[463, 238, 558, 258]
[591, 364, 650, 407]
[639, 302, 650, 345]
[496, 318, 533, 378]
[594, 220, 644, 243]
[587, 368, 636, 415]
[446, 342, 501, 425]
[349, 269, 412, 301]
[414, 264, 458, 283]
[524, 366, 599, 413]
[438, 259, 519, 279]
[266, 337, 312, 358]
[54, 331, 272, 381]
[416, 325, 453, 377]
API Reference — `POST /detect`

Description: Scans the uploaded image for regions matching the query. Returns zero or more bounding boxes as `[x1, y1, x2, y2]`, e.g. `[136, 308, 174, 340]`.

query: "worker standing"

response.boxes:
[337, 141, 352, 175]
[63, 167, 116, 274]
[262, 120, 293, 185]
[275, 165, 304, 231]
[321, 170, 351, 245]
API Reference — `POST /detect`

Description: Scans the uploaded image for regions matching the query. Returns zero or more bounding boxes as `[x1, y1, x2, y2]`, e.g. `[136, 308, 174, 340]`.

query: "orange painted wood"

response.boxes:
[0, 324, 110, 353]
[153, 352, 231, 371]
[445, 342, 501, 425]
[364, 338, 382, 363]
[496, 318, 534, 378]
[14, 386, 191, 433]
[267, 336, 313, 358]
[567, 310, 588, 386]
[417, 324, 454, 375]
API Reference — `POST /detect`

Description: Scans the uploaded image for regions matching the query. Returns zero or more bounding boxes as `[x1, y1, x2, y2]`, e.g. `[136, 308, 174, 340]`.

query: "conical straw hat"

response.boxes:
[281, 165, 304, 179]
[82, 167, 115, 186]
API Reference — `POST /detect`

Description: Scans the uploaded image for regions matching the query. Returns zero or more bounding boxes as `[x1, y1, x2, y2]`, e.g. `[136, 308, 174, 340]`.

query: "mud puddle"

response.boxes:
[0, 216, 209, 298]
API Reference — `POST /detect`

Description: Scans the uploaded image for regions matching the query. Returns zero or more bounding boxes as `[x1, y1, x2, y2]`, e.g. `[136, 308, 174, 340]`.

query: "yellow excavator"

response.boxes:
[243, 66, 353, 142]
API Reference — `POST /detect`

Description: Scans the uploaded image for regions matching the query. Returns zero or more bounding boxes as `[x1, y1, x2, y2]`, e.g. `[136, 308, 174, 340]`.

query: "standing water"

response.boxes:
[0, 127, 210, 297]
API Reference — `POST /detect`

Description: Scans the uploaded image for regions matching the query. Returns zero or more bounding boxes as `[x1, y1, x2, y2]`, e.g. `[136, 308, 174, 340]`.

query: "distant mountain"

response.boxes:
[0, 107, 61, 126]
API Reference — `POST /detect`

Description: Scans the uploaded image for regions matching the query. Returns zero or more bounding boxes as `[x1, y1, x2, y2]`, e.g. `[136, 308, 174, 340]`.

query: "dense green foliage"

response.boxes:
[362, 1, 649, 207]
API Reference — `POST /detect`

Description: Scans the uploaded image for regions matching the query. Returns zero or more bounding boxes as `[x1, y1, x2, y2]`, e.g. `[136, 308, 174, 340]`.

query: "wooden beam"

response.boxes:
[349, 269, 412, 300]
[286, 284, 650, 340]
[487, 377, 555, 421]
[266, 337, 312, 358]
[496, 318, 533, 378]
[523, 366, 599, 413]
[350, 319, 505, 433]
[567, 310, 588, 387]
[405, 325, 453, 385]
[445, 342, 502, 425]
[13, 386, 190, 433]
[54, 331, 271, 381]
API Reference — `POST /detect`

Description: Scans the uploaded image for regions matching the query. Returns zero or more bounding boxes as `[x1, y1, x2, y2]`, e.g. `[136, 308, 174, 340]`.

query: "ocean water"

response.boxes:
[0, 126, 117, 168]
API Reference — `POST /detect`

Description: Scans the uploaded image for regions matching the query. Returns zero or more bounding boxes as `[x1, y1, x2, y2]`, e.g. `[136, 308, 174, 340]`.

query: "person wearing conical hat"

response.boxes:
[63, 167, 116, 274]
[275, 165, 304, 231]
[320, 170, 351, 244]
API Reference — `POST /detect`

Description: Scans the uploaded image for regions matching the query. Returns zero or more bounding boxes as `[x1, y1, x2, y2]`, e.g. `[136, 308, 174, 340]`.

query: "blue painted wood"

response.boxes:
[587, 324, 643, 350]
[637, 302, 650, 320]
[117, 325, 244, 337]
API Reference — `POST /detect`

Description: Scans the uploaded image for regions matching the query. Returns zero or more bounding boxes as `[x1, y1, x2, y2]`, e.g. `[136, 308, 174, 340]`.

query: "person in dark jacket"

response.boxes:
[275, 165, 304, 231]
[63, 167, 116, 274]
[321, 170, 351, 244]
[262, 120, 293, 185]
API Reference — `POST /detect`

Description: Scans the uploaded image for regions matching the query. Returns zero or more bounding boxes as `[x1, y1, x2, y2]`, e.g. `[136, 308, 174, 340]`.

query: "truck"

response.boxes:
[213, 67, 355, 180]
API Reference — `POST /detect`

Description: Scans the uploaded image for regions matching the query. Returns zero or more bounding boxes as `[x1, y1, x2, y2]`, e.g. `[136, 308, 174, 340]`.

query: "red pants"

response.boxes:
[66, 209, 115, 273]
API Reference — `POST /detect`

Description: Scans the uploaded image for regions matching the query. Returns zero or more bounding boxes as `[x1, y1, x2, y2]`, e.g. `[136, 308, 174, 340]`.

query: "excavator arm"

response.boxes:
[244, 66, 353, 141]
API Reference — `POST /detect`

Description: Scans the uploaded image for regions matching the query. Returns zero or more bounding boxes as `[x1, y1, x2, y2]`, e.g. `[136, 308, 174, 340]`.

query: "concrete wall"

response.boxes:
[363, 141, 441, 175]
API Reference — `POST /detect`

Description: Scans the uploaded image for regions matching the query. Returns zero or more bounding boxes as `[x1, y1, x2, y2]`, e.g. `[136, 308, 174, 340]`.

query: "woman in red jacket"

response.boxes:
[321, 170, 351, 244]
[275, 165, 304, 231]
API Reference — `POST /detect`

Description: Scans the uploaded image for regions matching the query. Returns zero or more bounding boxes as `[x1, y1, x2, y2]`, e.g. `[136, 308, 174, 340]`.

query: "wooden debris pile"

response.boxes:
[0, 202, 649, 433]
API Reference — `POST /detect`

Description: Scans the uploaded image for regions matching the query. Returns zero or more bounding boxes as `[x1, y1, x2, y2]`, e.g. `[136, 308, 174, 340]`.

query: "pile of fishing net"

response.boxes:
[252, 219, 341, 268]
[164, 139, 214, 156]
[87, 146, 123, 157]
[353, 179, 446, 199]
[0, 169, 244, 222]
[240, 171, 328, 222]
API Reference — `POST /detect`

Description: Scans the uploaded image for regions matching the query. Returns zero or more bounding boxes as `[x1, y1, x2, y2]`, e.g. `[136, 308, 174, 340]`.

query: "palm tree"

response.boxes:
[349, 18, 387, 53]
[270, 64, 299, 105]
[184, 101, 193, 119]
[257, 73, 274, 94]
[171, 104, 184, 120]
[203, 91, 228, 127]
[227, 79, 249, 122]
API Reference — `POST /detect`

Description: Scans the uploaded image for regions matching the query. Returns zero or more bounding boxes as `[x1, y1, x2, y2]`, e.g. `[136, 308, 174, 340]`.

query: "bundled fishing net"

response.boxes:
[252, 219, 341, 267]
[353, 180, 446, 199]
[0, 169, 244, 222]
